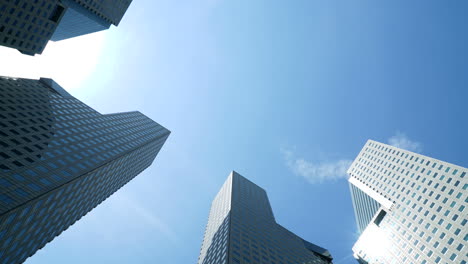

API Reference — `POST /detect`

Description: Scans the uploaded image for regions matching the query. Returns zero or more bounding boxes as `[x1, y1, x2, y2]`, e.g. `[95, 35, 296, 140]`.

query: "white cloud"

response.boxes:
[282, 148, 352, 183]
[387, 132, 422, 153]
[282, 133, 423, 184]
[0, 32, 106, 92]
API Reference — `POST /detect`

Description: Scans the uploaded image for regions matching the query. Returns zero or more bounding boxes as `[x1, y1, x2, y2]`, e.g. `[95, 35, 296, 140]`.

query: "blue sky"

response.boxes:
[0, 0, 467, 263]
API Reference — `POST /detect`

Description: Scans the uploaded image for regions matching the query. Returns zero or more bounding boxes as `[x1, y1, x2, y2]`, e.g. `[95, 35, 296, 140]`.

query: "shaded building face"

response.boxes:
[348, 140, 467, 264]
[0, 0, 132, 55]
[198, 171, 333, 264]
[0, 76, 170, 263]
[69, 0, 132, 26]
[0, 0, 65, 55]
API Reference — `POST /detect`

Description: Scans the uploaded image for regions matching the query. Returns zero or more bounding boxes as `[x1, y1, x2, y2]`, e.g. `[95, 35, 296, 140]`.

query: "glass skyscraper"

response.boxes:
[348, 140, 467, 264]
[0, 76, 170, 263]
[0, 0, 132, 55]
[198, 171, 333, 264]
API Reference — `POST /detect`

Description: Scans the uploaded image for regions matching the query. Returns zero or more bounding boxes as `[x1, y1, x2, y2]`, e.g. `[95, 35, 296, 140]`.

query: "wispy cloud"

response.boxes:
[119, 194, 179, 244]
[283, 132, 422, 183]
[282, 148, 352, 183]
[387, 132, 422, 153]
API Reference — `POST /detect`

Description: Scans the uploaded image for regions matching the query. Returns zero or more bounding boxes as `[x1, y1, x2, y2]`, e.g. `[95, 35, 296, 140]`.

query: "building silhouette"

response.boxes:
[348, 140, 467, 264]
[198, 171, 333, 264]
[0, 0, 132, 55]
[0, 76, 169, 263]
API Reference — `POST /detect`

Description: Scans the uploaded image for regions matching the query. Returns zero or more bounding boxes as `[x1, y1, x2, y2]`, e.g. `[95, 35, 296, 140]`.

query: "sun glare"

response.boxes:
[0, 32, 106, 92]
[355, 224, 391, 262]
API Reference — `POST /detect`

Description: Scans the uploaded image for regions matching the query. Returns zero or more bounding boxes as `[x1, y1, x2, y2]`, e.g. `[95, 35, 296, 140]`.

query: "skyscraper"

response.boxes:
[198, 171, 333, 264]
[348, 140, 467, 264]
[0, 0, 132, 55]
[0, 76, 170, 263]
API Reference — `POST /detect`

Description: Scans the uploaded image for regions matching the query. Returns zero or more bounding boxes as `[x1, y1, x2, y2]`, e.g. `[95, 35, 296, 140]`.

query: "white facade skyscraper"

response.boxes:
[348, 140, 467, 264]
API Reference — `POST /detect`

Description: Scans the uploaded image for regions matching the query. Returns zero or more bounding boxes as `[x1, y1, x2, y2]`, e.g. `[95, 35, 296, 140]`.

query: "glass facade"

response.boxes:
[0, 0, 132, 55]
[50, 0, 111, 41]
[348, 140, 467, 264]
[69, 0, 132, 26]
[0, 76, 170, 263]
[0, 0, 66, 55]
[349, 182, 381, 234]
[198, 171, 333, 264]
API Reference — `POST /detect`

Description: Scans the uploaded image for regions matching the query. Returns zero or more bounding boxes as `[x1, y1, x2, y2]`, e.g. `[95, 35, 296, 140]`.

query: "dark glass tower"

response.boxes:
[0, 76, 170, 263]
[198, 171, 333, 264]
[0, 0, 132, 55]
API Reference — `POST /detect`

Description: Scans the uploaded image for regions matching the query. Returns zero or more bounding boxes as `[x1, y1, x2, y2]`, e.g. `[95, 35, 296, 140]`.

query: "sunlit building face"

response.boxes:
[198, 171, 333, 264]
[348, 140, 467, 264]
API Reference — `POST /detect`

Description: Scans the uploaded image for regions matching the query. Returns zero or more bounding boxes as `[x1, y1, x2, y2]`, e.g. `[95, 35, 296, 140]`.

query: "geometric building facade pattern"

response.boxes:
[348, 140, 467, 264]
[0, 76, 169, 263]
[198, 171, 333, 264]
[349, 181, 381, 234]
[0, 0, 132, 55]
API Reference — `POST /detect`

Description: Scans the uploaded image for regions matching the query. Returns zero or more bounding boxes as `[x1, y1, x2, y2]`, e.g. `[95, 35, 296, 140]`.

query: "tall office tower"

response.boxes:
[0, 0, 132, 55]
[0, 76, 170, 263]
[348, 140, 467, 264]
[197, 171, 333, 264]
